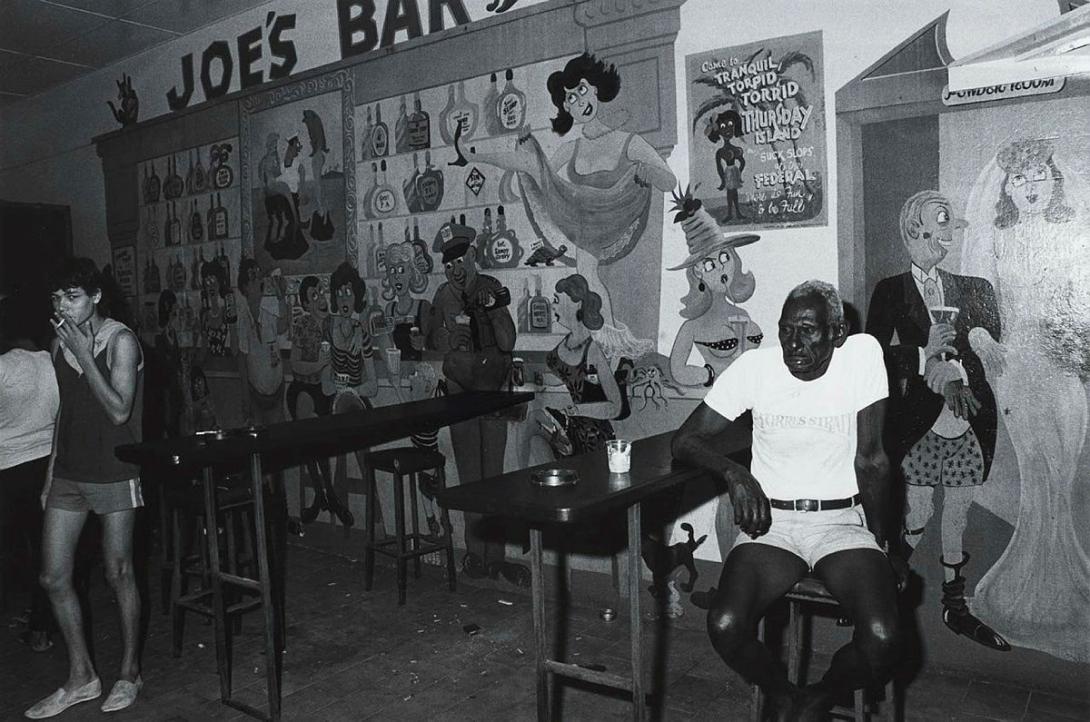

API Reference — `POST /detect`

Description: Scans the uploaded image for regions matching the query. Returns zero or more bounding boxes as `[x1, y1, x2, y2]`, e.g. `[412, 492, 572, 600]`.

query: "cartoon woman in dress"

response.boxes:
[667, 191, 762, 387]
[961, 137, 1090, 662]
[707, 110, 746, 220]
[199, 258, 232, 357]
[326, 261, 378, 407]
[380, 242, 431, 363]
[536, 273, 625, 456]
[458, 53, 675, 337]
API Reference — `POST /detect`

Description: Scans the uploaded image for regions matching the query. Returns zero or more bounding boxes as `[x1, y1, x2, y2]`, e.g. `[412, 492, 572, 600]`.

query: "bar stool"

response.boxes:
[752, 574, 900, 721]
[167, 474, 261, 657]
[362, 447, 456, 605]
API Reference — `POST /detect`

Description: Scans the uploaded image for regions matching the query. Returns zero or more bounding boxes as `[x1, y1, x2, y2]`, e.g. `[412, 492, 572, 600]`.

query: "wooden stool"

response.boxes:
[167, 475, 261, 657]
[752, 574, 899, 721]
[363, 447, 456, 605]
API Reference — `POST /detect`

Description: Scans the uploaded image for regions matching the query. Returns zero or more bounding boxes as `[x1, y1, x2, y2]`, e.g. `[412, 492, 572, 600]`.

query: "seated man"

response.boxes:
[672, 280, 903, 721]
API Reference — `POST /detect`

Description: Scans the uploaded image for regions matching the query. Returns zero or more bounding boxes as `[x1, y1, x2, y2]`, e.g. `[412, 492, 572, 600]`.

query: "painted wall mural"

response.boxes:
[685, 30, 827, 229]
[866, 190, 1009, 653]
[241, 72, 355, 274]
[939, 99, 1090, 663]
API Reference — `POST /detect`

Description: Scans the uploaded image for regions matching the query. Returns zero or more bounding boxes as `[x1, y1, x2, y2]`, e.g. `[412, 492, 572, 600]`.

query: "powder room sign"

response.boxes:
[685, 30, 828, 229]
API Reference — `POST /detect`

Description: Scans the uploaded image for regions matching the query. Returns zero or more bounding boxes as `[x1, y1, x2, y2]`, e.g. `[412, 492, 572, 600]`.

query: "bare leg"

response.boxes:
[803, 549, 901, 720]
[903, 484, 934, 551]
[40, 507, 97, 689]
[100, 509, 141, 681]
[706, 543, 808, 718]
[940, 486, 974, 582]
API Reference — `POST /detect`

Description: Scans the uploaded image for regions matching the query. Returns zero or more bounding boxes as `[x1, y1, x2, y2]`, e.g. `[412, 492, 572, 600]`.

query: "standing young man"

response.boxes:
[673, 280, 903, 721]
[26, 258, 144, 718]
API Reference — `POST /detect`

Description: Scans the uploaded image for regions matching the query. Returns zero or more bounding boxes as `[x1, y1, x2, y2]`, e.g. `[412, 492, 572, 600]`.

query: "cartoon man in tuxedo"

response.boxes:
[866, 190, 1009, 651]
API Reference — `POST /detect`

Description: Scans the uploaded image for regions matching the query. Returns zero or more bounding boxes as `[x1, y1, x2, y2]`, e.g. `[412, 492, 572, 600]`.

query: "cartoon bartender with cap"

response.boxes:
[428, 217, 529, 586]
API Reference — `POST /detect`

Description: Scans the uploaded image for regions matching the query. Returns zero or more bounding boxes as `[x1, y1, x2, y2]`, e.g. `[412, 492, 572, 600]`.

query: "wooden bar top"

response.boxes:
[116, 391, 534, 471]
[435, 428, 751, 525]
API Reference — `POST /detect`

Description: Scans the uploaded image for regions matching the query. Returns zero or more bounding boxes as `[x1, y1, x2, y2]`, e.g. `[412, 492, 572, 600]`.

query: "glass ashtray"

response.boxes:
[530, 468, 579, 487]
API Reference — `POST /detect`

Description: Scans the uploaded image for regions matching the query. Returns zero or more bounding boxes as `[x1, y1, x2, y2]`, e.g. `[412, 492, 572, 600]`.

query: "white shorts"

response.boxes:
[732, 504, 882, 569]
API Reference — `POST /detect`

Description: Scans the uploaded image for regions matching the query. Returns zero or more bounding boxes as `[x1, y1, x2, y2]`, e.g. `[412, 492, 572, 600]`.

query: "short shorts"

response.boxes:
[47, 477, 144, 514]
[732, 503, 882, 569]
[902, 429, 985, 487]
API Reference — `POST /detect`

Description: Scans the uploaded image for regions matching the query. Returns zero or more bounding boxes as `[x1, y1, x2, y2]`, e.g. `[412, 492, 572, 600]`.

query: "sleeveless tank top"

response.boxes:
[53, 330, 144, 483]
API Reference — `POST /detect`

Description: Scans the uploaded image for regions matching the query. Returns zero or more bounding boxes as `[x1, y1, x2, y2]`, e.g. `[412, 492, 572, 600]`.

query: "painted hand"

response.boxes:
[449, 324, 473, 351]
[925, 358, 962, 394]
[924, 322, 956, 360]
[943, 381, 981, 419]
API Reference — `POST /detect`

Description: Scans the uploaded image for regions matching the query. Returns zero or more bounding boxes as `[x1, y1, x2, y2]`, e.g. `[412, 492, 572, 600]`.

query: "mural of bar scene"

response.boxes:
[0, 1, 1087, 720]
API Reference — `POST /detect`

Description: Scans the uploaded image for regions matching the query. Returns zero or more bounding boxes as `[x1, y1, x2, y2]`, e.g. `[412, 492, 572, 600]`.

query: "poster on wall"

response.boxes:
[240, 70, 356, 276]
[685, 30, 828, 229]
[111, 245, 137, 298]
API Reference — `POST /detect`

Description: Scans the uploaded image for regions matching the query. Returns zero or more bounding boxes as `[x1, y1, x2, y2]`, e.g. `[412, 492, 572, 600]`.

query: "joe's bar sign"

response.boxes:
[165, 0, 527, 112]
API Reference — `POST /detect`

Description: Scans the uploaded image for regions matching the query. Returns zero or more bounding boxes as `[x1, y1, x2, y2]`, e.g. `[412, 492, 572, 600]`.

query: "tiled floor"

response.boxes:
[2, 543, 1087, 721]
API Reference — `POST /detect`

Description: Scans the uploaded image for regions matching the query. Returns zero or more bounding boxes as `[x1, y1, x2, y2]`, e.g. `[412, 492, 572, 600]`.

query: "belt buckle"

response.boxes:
[797, 498, 819, 512]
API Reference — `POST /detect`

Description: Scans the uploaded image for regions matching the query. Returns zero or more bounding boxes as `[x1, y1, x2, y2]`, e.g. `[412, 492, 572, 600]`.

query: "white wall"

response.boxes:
[0, 0, 1057, 345]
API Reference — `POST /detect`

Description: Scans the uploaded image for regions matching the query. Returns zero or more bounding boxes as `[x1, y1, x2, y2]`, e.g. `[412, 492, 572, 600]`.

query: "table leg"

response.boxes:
[628, 503, 645, 722]
[530, 526, 549, 722]
[202, 466, 231, 700]
[250, 452, 282, 722]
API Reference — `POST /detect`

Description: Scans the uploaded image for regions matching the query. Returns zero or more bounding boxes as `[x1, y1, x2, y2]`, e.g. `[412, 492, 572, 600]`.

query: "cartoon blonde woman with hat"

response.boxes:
[960, 136, 1090, 661]
[667, 188, 762, 387]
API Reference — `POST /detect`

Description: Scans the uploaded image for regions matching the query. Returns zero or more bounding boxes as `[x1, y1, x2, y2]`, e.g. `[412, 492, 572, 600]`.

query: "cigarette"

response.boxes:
[54, 316, 66, 327]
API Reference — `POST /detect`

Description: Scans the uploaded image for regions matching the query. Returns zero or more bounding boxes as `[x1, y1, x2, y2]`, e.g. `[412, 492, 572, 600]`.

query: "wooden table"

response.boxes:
[117, 390, 532, 721]
[434, 429, 750, 721]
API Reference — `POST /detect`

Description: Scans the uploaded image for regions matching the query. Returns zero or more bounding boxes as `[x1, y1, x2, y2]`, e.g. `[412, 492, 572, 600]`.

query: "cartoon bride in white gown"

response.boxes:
[961, 137, 1090, 662]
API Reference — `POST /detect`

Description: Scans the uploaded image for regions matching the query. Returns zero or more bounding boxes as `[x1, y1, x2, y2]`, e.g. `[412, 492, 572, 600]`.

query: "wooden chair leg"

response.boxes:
[752, 617, 765, 722]
[394, 473, 407, 606]
[409, 473, 422, 579]
[788, 600, 802, 683]
[169, 508, 185, 658]
[363, 463, 377, 591]
[854, 687, 867, 721]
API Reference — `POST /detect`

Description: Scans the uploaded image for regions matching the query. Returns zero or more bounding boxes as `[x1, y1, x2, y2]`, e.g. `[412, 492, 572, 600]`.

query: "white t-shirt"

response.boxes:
[0, 348, 59, 470]
[704, 333, 888, 500]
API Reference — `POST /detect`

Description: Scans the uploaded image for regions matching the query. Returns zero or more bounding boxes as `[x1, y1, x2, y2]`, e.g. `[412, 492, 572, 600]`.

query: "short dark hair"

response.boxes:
[298, 275, 321, 306]
[329, 262, 366, 313]
[49, 257, 103, 296]
[547, 53, 621, 136]
[237, 257, 261, 293]
[554, 273, 604, 331]
[708, 110, 744, 141]
[201, 259, 230, 297]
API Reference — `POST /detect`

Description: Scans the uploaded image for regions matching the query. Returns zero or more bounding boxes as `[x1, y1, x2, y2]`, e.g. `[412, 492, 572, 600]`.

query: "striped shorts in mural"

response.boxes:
[901, 429, 985, 487]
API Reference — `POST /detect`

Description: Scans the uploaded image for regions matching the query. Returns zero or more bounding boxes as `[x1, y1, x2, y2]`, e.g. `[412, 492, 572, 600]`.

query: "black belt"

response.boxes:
[769, 493, 862, 512]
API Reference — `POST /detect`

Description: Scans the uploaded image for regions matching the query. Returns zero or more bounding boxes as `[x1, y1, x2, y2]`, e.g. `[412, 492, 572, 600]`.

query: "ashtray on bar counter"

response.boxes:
[194, 426, 264, 442]
[530, 468, 579, 487]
